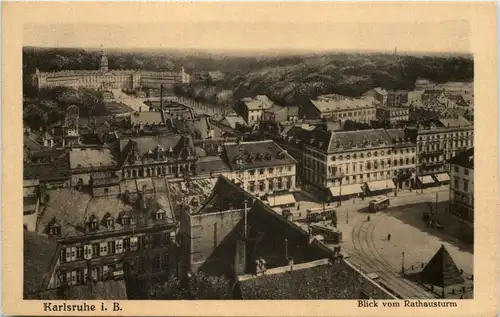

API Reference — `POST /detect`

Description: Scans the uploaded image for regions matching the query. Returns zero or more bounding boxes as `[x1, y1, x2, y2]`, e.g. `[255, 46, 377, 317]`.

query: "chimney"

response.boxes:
[234, 240, 247, 277]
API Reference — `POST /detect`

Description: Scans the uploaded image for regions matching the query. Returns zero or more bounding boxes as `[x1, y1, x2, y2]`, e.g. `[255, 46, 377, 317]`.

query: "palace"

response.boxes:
[32, 50, 190, 91]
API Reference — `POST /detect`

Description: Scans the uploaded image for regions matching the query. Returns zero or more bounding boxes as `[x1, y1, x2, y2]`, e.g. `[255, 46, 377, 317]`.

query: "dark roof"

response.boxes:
[239, 261, 368, 299]
[120, 135, 195, 165]
[24, 163, 70, 181]
[24, 231, 59, 296]
[420, 245, 465, 288]
[24, 135, 43, 151]
[449, 148, 474, 169]
[224, 140, 297, 170]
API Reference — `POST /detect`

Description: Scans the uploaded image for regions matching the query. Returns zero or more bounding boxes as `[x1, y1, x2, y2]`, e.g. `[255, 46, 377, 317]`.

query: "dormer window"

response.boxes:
[265, 152, 272, 160]
[106, 217, 114, 228]
[156, 210, 166, 220]
[47, 217, 61, 236]
[121, 215, 130, 226]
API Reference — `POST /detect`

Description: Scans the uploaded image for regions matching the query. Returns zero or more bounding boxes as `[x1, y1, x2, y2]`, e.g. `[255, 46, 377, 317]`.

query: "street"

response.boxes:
[292, 185, 473, 299]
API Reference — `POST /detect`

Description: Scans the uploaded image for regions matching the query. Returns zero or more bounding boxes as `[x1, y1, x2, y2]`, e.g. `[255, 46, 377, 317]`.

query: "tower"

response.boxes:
[99, 47, 108, 72]
[64, 105, 80, 147]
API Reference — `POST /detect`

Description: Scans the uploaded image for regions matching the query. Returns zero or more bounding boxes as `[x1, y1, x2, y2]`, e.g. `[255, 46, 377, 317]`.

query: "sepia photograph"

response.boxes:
[2, 2, 498, 316]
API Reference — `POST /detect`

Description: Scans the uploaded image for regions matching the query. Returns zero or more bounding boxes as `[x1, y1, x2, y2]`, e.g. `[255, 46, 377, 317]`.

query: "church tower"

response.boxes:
[99, 47, 108, 72]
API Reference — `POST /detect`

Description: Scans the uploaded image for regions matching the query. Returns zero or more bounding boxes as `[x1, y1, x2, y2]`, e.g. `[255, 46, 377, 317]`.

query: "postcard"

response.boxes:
[2, 2, 498, 316]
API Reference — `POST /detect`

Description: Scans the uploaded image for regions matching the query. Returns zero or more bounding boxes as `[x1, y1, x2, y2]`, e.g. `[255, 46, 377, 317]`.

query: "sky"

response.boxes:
[23, 20, 471, 54]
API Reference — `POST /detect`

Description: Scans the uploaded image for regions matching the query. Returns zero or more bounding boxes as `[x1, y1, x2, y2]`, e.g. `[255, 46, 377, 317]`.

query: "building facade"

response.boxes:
[300, 129, 417, 201]
[300, 97, 377, 123]
[33, 50, 188, 91]
[449, 148, 474, 222]
[376, 106, 410, 124]
[407, 117, 473, 180]
[222, 140, 297, 199]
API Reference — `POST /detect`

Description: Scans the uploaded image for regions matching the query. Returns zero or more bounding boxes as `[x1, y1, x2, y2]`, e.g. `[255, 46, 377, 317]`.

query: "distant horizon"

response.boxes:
[23, 45, 473, 58]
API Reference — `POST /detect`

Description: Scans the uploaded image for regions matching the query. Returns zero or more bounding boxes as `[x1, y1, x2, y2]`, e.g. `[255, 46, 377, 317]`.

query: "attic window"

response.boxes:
[91, 218, 99, 229]
[156, 210, 165, 220]
[106, 217, 114, 228]
[121, 215, 130, 226]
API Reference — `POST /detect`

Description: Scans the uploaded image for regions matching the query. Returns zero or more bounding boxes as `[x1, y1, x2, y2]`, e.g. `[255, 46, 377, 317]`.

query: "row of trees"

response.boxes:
[23, 87, 104, 130]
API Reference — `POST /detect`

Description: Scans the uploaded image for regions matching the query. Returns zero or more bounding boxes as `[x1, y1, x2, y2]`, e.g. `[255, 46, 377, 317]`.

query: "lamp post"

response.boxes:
[401, 252, 405, 275]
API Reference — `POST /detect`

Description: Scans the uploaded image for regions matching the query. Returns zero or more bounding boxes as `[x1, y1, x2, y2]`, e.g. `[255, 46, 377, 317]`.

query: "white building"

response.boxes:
[449, 148, 474, 222]
[223, 140, 297, 207]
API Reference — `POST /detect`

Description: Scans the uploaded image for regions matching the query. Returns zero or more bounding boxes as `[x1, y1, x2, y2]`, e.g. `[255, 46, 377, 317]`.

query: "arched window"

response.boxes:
[393, 160, 398, 166]
[406, 158, 410, 165]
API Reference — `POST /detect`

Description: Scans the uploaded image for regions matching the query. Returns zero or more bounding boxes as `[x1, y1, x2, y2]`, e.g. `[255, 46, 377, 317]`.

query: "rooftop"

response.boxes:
[224, 140, 297, 170]
[310, 96, 376, 113]
[449, 148, 474, 169]
[24, 231, 59, 296]
[69, 148, 118, 170]
[238, 259, 383, 299]
[167, 177, 218, 216]
[221, 115, 248, 129]
[130, 111, 164, 125]
[38, 186, 175, 238]
[197, 156, 230, 175]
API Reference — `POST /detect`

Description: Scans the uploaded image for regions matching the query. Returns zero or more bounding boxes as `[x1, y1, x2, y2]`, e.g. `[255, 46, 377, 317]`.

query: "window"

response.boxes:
[259, 169, 264, 175]
[463, 180, 469, 192]
[268, 168, 274, 174]
[332, 156, 336, 161]
[60, 249, 66, 263]
[366, 162, 371, 170]
[76, 246, 84, 260]
[287, 166, 292, 172]
[123, 238, 130, 251]
[108, 241, 115, 254]
[249, 181, 255, 192]
[464, 168, 469, 176]
[92, 244, 100, 257]
[249, 170, 255, 176]
[454, 177, 460, 189]
[268, 179, 274, 191]
[454, 166, 459, 173]
[259, 181, 265, 191]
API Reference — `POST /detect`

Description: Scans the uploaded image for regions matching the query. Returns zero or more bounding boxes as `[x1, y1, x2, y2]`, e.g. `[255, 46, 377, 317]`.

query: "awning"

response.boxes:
[365, 180, 395, 191]
[268, 193, 296, 207]
[329, 184, 363, 197]
[418, 175, 436, 185]
[435, 173, 450, 182]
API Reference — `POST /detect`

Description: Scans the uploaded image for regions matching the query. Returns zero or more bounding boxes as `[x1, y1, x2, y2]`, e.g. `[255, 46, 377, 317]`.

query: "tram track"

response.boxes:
[348, 212, 436, 299]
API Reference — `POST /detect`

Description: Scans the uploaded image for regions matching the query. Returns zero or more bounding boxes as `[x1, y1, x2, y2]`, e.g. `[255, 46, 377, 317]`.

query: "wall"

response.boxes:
[188, 209, 244, 274]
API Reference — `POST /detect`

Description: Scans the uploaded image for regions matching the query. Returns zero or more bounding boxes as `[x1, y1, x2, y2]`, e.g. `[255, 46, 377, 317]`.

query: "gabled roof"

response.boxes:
[420, 245, 465, 287]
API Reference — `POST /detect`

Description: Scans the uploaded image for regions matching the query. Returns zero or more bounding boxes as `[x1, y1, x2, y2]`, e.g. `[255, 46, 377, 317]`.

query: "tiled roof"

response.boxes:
[222, 115, 247, 129]
[449, 148, 474, 169]
[224, 140, 297, 170]
[119, 134, 195, 165]
[197, 156, 230, 174]
[167, 177, 217, 216]
[327, 129, 392, 153]
[239, 261, 369, 299]
[37, 186, 175, 238]
[310, 96, 376, 113]
[24, 231, 59, 296]
[69, 148, 118, 169]
[438, 117, 472, 128]
[24, 135, 43, 150]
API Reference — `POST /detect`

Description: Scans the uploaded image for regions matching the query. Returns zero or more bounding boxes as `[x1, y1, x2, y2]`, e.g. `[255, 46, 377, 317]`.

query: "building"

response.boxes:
[363, 87, 388, 105]
[23, 179, 40, 231]
[33, 50, 188, 91]
[449, 148, 474, 221]
[385, 129, 418, 190]
[222, 140, 297, 204]
[236, 96, 274, 126]
[300, 97, 377, 123]
[177, 175, 396, 299]
[32, 183, 178, 298]
[69, 147, 119, 187]
[263, 105, 299, 123]
[406, 117, 473, 185]
[376, 106, 410, 124]
[386, 90, 408, 107]
[119, 134, 197, 180]
[300, 128, 418, 201]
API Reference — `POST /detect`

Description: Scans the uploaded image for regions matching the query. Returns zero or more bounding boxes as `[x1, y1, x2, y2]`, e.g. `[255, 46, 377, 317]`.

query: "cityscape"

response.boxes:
[23, 25, 474, 301]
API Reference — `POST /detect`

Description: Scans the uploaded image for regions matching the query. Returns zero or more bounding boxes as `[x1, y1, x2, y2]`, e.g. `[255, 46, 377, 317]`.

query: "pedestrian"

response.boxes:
[297, 203, 300, 211]
[387, 233, 391, 241]
[367, 215, 371, 222]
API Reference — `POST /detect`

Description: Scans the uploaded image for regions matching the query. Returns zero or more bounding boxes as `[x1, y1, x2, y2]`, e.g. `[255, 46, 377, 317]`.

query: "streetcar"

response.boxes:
[368, 197, 390, 212]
